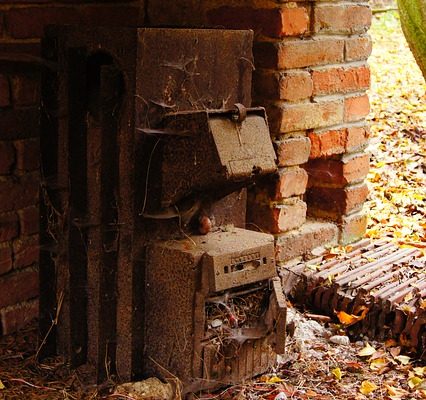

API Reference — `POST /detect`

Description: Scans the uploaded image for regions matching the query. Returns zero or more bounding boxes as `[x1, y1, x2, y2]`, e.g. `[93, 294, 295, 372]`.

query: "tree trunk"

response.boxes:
[397, 0, 426, 79]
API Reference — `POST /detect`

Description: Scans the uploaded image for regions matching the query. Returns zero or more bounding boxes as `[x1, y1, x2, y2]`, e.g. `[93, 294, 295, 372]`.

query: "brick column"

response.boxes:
[204, 0, 372, 254]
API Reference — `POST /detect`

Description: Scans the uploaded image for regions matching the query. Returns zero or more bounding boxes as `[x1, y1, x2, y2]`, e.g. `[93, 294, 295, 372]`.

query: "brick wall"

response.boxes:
[0, 0, 143, 335]
[0, 0, 372, 334]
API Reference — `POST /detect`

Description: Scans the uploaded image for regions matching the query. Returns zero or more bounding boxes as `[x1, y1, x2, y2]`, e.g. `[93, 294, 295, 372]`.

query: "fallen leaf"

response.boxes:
[414, 367, 426, 377]
[360, 380, 378, 395]
[385, 338, 398, 347]
[394, 355, 411, 365]
[408, 376, 424, 389]
[331, 367, 342, 380]
[385, 384, 409, 399]
[335, 306, 368, 326]
[0, 380, 4, 390]
[267, 376, 283, 384]
[358, 343, 377, 357]
[370, 357, 388, 371]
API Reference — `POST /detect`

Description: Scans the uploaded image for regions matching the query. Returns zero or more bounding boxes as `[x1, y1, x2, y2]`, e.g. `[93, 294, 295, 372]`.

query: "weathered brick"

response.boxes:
[339, 210, 368, 244]
[10, 75, 40, 106]
[0, 141, 15, 174]
[305, 152, 370, 187]
[0, 108, 40, 140]
[15, 138, 40, 171]
[345, 35, 372, 62]
[0, 268, 38, 309]
[81, 6, 141, 27]
[309, 126, 369, 158]
[254, 38, 344, 70]
[0, 243, 12, 276]
[312, 65, 370, 96]
[345, 94, 370, 122]
[269, 100, 344, 133]
[275, 136, 311, 167]
[275, 219, 338, 262]
[248, 198, 307, 234]
[307, 183, 369, 220]
[0, 213, 19, 243]
[18, 206, 39, 236]
[254, 71, 313, 102]
[0, 299, 39, 335]
[207, 6, 309, 38]
[314, 5, 371, 34]
[0, 173, 39, 213]
[273, 167, 308, 199]
[13, 235, 39, 269]
[0, 75, 10, 108]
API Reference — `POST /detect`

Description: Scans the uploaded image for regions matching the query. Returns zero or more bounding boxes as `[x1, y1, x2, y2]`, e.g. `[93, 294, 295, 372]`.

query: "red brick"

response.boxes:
[0, 243, 12, 276]
[307, 183, 369, 220]
[275, 220, 338, 262]
[6, 7, 80, 39]
[10, 75, 40, 106]
[268, 100, 344, 133]
[0, 141, 15, 174]
[345, 94, 370, 122]
[273, 167, 308, 199]
[0, 108, 40, 140]
[0, 75, 10, 108]
[309, 126, 369, 158]
[339, 211, 368, 244]
[5, 6, 140, 39]
[254, 71, 313, 102]
[254, 38, 344, 70]
[248, 198, 307, 234]
[305, 152, 370, 187]
[13, 235, 39, 269]
[0, 268, 38, 309]
[314, 5, 371, 34]
[275, 136, 311, 167]
[18, 207, 39, 236]
[312, 65, 370, 95]
[345, 35, 372, 61]
[0, 299, 39, 335]
[0, 213, 19, 243]
[0, 173, 39, 213]
[207, 6, 309, 38]
[15, 138, 40, 171]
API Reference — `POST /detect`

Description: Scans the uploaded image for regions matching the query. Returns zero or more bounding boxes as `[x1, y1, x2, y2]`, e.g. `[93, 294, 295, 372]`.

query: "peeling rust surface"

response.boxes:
[281, 239, 426, 358]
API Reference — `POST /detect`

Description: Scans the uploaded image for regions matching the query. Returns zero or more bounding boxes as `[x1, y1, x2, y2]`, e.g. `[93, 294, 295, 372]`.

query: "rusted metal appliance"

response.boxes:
[40, 26, 286, 392]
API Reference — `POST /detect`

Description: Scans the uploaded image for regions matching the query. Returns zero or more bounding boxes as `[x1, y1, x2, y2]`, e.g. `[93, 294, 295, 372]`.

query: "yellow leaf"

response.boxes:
[266, 376, 283, 384]
[0, 380, 4, 390]
[358, 342, 377, 357]
[385, 384, 408, 399]
[370, 357, 387, 371]
[360, 380, 378, 395]
[394, 355, 411, 365]
[331, 367, 342, 380]
[408, 376, 423, 389]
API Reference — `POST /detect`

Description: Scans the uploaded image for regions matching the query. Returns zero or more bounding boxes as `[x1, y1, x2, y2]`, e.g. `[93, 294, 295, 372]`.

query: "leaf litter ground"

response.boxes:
[1, 11, 425, 400]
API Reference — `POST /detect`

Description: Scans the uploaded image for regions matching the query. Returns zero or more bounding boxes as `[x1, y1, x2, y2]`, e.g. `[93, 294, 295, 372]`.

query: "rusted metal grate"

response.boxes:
[281, 238, 426, 358]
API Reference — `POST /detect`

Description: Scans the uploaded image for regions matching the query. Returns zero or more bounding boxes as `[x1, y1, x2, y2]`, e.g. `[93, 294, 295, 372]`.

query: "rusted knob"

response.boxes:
[232, 103, 247, 123]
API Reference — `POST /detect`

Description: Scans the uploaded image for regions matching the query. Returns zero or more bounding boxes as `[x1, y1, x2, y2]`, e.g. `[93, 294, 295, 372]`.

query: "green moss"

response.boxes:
[397, 0, 426, 78]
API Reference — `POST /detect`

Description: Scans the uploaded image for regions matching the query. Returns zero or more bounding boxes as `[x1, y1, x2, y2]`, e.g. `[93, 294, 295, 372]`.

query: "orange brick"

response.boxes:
[254, 71, 312, 102]
[0, 299, 39, 335]
[312, 65, 370, 95]
[339, 211, 368, 244]
[254, 38, 344, 69]
[309, 126, 369, 158]
[268, 100, 344, 133]
[0, 268, 38, 309]
[345, 35, 372, 61]
[248, 199, 307, 234]
[207, 6, 308, 38]
[305, 152, 370, 187]
[314, 5, 371, 34]
[273, 167, 309, 199]
[345, 94, 370, 122]
[275, 136, 311, 167]
[307, 183, 369, 220]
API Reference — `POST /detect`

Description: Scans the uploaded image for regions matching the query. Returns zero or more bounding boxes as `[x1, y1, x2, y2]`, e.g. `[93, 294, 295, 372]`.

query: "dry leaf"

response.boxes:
[267, 376, 283, 384]
[358, 343, 377, 357]
[385, 338, 398, 347]
[335, 306, 368, 326]
[408, 376, 424, 389]
[331, 367, 342, 380]
[0, 380, 4, 390]
[360, 380, 378, 395]
[414, 367, 426, 377]
[370, 357, 388, 371]
[394, 355, 411, 365]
